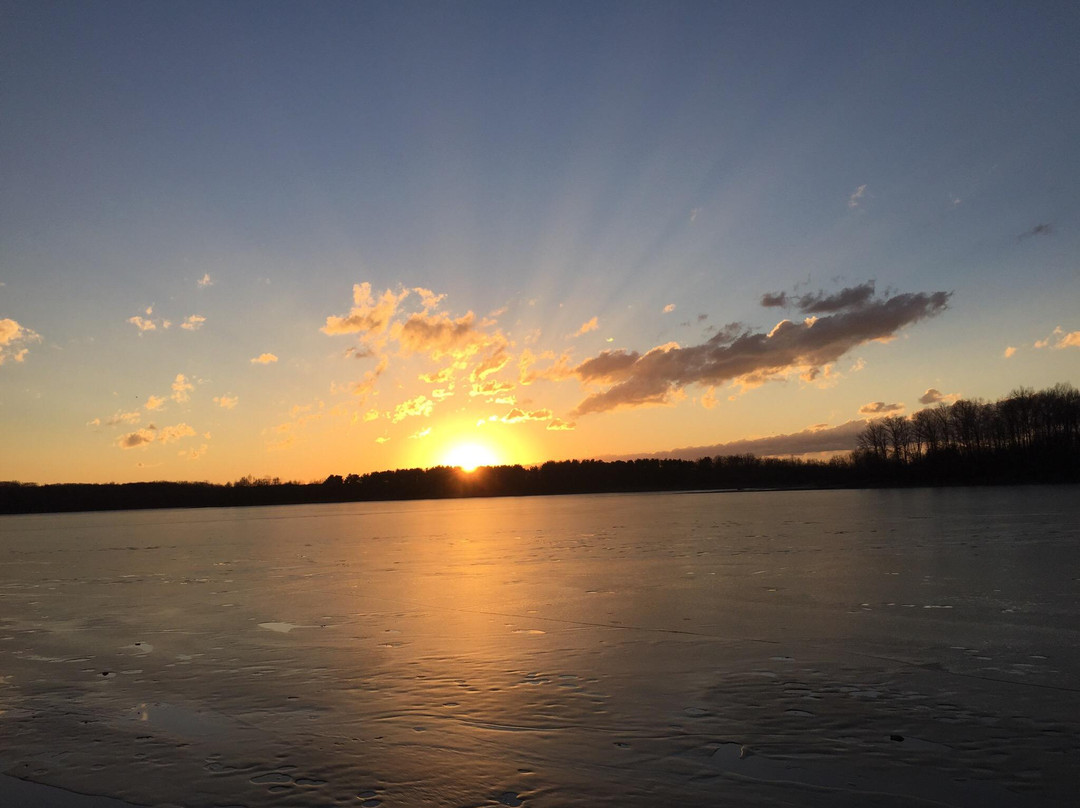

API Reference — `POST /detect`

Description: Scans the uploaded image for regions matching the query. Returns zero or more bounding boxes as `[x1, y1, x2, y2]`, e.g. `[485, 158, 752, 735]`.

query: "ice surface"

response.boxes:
[1, 487, 1078, 806]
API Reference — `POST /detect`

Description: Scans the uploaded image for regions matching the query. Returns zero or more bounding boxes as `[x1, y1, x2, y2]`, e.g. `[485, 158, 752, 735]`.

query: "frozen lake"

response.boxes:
[1, 487, 1078, 807]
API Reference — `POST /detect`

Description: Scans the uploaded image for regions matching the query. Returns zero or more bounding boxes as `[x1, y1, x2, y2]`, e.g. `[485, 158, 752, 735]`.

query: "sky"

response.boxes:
[2, 0, 1078, 484]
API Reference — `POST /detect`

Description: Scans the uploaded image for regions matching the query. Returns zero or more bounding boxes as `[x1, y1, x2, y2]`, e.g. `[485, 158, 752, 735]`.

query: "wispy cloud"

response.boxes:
[250, 353, 278, 364]
[1018, 223, 1053, 240]
[500, 407, 553, 424]
[570, 284, 950, 416]
[213, 394, 238, 409]
[848, 184, 868, 208]
[180, 443, 208, 460]
[197, 273, 213, 288]
[609, 420, 869, 461]
[0, 317, 42, 365]
[547, 418, 575, 431]
[572, 316, 599, 337]
[88, 410, 142, 427]
[180, 314, 206, 331]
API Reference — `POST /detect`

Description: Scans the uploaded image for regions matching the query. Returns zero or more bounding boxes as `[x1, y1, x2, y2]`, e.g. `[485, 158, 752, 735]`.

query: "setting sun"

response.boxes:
[443, 442, 499, 472]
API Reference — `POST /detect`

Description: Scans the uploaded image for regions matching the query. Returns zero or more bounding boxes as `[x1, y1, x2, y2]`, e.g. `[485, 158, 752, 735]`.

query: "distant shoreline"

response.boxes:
[2, 458, 1076, 516]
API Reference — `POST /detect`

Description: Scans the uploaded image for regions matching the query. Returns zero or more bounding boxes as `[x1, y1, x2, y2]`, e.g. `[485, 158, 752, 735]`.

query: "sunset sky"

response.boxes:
[2, 1, 1078, 484]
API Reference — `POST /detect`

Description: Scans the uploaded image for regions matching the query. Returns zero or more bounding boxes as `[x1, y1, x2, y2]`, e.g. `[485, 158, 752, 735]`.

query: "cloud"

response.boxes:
[572, 317, 599, 337]
[762, 282, 878, 314]
[409, 427, 431, 439]
[351, 355, 388, 398]
[859, 401, 904, 415]
[324, 285, 517, 409]
[181, 443, 208, 460]
[547, 418, 575, 431]
[213, 394, 238, 409]
[145, 395, 166, 411]
[118, 428, 156, 449]
[391, 394, 433, 423]
[128, 307, 173, 332]
[918, 388, 960, 405]
[611, 420, 870, 461]
[793, 282, 877, 314]
[1034, 326, 1080, 350]
[251, 353, 278, 364]
[128, 315, 156, 332]
[157, 423, 196, 444]
[197, 273, 213, 288]
[1003, 346, 1017, 358]
[0, 318, 42, 365]
[321, 282, 409, 341]
[500, 407, 553, 424]
[848, 184, 868, 208]
[570, 284, 950, 416]
[663, 304, 676, 314]
[1018, 223, 1053, 240]
[171, 374, 194, 403]
[97, 410, 142, 426]
[470, 379, 515, 398]
[180, 314, 206, 331]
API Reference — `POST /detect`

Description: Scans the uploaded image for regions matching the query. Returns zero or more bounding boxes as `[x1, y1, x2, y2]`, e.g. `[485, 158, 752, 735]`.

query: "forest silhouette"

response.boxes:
[2, 383, 1077, 515]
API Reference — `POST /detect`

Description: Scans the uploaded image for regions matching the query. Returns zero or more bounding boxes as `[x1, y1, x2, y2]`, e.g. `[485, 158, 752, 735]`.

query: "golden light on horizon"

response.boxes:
[443, 442, 499, 472]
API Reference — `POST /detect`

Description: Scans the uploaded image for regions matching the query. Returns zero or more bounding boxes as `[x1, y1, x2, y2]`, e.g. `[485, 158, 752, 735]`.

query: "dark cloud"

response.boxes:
[1018, 223, 1053, 240]
[605, 419, 868, 461]
[571, 286, 951, 416]
[918, 388, 959, 405]
[760, 292, 788, 307]
[795, 282, 877, 314]
[858, 401, 904, 415]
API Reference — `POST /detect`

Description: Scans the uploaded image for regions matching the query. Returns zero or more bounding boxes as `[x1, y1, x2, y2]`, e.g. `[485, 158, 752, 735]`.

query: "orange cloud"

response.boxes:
[500, 408, 553, 424]
[251, 353, 278, 364]
[171, 374, 194, 402]
[213, 394, 238, 409]
[157, 423, 196, 444]
[572, 316, 599, 337]
[1035, 326, 1080, 350]
[180, 314, 206, 331]
[391, 394, 433, 423]
[0, 318, 42, 365]
[321, 282, 409, 342]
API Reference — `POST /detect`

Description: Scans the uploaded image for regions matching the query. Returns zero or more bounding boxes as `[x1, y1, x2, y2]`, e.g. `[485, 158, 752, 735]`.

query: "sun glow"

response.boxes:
[443, 442, 499, 472]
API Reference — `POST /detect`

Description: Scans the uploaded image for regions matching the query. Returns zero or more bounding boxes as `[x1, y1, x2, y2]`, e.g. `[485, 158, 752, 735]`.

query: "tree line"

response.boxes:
[853, 383, 1079, 483]
[1, 384, 1076, 514]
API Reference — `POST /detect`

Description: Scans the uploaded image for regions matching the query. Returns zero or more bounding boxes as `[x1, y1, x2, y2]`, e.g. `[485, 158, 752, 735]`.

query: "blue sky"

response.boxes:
[2, 1, 1078, 483]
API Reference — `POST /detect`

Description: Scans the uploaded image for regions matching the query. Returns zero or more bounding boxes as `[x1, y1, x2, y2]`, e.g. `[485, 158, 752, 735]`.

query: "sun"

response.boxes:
[443, 442, 499, 472]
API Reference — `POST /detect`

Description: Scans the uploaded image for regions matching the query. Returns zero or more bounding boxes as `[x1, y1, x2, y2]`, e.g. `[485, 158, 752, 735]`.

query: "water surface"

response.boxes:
[1, 487, 1077, 806]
